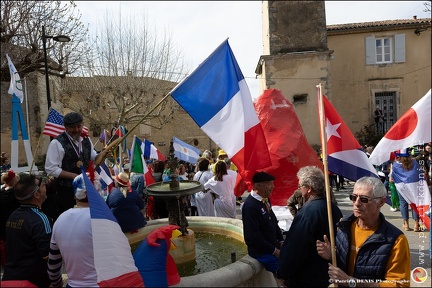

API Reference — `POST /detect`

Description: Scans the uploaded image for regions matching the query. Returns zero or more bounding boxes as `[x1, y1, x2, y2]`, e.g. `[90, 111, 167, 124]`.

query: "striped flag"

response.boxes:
[170, 39, 271, 180]
[318, 91, 378, 181]
[96, 162, 114, 192]
[42, 108, 89, 138]
[130, 136, 156, 186]
[391, 157, 430, 230]
[80, 168, 144, 286]
[144, 139, 166, 161]
[172, 137, 201, 164]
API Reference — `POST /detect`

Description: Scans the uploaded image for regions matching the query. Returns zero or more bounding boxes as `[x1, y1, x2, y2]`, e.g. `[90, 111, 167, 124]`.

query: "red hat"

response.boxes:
[1, 170, 17, 186]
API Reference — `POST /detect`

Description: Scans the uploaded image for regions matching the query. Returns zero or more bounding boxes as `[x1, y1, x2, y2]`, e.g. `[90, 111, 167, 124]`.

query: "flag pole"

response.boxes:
[317, 84, 338, 272]
[94, 92, 173, 167]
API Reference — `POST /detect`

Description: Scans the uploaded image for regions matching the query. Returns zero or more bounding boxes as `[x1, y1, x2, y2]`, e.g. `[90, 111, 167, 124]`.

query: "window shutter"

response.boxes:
[365, 36, 376, 65]
[394, 34, 406, 63]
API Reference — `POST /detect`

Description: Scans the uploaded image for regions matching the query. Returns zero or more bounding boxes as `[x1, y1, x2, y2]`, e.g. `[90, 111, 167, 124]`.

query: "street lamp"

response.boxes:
[42, 25, 70, 110]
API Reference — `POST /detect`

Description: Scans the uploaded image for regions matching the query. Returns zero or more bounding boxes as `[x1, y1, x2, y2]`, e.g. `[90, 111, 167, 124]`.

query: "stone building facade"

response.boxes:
[257, 0, 431, 147]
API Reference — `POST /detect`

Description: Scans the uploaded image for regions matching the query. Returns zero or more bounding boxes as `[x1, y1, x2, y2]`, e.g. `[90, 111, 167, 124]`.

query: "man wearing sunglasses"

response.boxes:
[2, 173, 53, 287]
[316, 177, 410, 287]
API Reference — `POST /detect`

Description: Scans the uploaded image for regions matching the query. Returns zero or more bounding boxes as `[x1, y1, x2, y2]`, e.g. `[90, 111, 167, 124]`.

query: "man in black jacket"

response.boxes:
[44, 112, 100, 221]
[241, 171, 283, 274]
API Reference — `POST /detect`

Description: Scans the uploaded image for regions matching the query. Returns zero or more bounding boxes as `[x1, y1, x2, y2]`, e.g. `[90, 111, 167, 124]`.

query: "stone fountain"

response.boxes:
[135, 142, 277, 286]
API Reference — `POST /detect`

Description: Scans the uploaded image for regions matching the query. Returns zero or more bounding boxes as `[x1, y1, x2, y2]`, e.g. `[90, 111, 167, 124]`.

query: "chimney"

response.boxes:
[413, 15, 417, 19]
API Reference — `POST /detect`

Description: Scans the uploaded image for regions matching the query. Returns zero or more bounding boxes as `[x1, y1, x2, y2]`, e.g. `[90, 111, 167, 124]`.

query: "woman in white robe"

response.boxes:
[204, 161, 236, 218]
[193, 158, 215, 216]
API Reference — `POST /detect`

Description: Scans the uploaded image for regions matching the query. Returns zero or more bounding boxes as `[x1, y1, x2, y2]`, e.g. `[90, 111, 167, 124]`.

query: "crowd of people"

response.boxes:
[0, 110, 430, 287]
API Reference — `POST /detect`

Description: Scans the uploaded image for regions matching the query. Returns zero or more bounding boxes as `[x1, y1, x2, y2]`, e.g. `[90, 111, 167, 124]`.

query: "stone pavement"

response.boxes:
[236, 182, 431, 287]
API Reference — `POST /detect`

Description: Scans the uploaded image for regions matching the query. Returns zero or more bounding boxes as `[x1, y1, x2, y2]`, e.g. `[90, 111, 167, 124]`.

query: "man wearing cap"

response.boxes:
[241, 171, 284, 275]
[2, 173, 52, 287]
[45, 111, 100, 221]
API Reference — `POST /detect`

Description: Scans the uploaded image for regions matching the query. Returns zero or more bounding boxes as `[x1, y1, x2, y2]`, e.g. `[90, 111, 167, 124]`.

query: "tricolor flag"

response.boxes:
[391, 160, 430, 230]
[144, 139, 166, 161]
[96, 162, 114, 192]
[130, 136, 156, 186]
[42, 108, 89, 138]
[369, 89, 431, 165]
[80, 167, 144, 286]
[172, 137, 201, 164]
[170, 39, 271, 177]
[318, 90, 378, 181]
[6, 54, 24, 103]
[130, 136, 146, 174]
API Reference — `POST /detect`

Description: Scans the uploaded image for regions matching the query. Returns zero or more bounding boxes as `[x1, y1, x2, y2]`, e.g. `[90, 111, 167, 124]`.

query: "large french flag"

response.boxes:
[170, 39, 271, 175]
[318, 90, 378, 181]
[144, 139, 166, 161]
[369, 89, 431, 165]
[81, 168, 144, 287]
[392, 161, 430, 230]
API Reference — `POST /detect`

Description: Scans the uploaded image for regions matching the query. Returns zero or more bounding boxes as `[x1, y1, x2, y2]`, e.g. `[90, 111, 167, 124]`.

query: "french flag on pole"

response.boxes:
[144, 139, 166, 161]
[80, 168, 144, 287]
[170, 39, 271, 175]
[318, 89, 378, 181]
[369, 89, 431, 165]
[391, 159, 430, 230]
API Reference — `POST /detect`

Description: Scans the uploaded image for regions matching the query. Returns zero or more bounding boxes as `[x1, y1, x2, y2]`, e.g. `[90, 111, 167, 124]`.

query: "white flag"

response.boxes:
[6, 54, 24, 103]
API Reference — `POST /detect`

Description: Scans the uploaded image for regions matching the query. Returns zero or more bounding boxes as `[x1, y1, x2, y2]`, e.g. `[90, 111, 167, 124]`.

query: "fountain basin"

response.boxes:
[146, 181, 203, 197]
[126, 217, 277, 287]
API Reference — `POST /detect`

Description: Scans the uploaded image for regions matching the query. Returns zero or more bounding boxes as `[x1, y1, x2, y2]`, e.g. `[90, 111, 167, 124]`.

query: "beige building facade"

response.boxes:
[327, 18, 431, 136]
[257, 0, 431, 147]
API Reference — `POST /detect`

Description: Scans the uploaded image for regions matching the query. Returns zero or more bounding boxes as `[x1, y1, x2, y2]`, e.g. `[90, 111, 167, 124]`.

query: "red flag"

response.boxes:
[235, 89, 323, 206]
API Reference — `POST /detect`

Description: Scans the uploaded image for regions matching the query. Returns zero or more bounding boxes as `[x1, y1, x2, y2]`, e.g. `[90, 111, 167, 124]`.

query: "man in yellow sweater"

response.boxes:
[316, 177, 410, 287]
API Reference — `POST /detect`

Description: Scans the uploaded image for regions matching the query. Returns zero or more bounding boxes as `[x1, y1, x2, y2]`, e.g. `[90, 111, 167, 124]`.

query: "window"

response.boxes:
[375, 38, 392, 63]
[374, 91, 396, 134]
[365, 34, 405, 65]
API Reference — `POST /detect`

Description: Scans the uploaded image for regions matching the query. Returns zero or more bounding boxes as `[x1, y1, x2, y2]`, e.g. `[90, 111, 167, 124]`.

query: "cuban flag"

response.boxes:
[318, 88, 378, 181]
[144, 139, 166, 161]
[80, 167, 144, 287]
[170, 39, 271, 178]
[172, 136, 201, 164]
[391, 160, 430, 230]
[369, 89, 431, 165]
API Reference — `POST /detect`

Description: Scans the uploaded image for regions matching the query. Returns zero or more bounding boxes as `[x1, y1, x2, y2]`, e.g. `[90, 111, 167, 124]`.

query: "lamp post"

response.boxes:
[42, 25, 70, 110]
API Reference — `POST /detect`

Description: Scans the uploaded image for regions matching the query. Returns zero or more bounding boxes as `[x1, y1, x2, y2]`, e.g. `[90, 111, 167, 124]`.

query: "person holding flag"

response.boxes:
[316, 177, 410, 287]
[44, 112, 103, 221]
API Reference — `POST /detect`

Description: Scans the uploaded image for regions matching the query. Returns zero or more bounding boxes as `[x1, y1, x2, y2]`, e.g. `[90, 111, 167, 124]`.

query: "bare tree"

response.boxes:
[0, 0, 90, 82]
[63, 7, 189, 134]
[424, 1, 431, 12]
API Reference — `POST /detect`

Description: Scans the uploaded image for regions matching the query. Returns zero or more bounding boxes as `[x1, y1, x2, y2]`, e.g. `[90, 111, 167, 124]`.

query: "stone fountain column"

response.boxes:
[165, 141, 189, 235]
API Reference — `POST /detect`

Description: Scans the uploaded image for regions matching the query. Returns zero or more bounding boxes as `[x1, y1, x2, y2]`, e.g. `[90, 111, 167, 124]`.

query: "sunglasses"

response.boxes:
[349, 194, 382, 204]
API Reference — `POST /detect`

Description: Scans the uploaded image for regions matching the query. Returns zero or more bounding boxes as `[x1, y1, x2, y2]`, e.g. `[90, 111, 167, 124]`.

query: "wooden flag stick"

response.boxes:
[316, 83, 338, 277]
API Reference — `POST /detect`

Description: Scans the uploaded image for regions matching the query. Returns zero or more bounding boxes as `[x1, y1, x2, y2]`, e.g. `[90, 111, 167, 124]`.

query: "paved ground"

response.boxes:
[236, 182, 431, 287]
